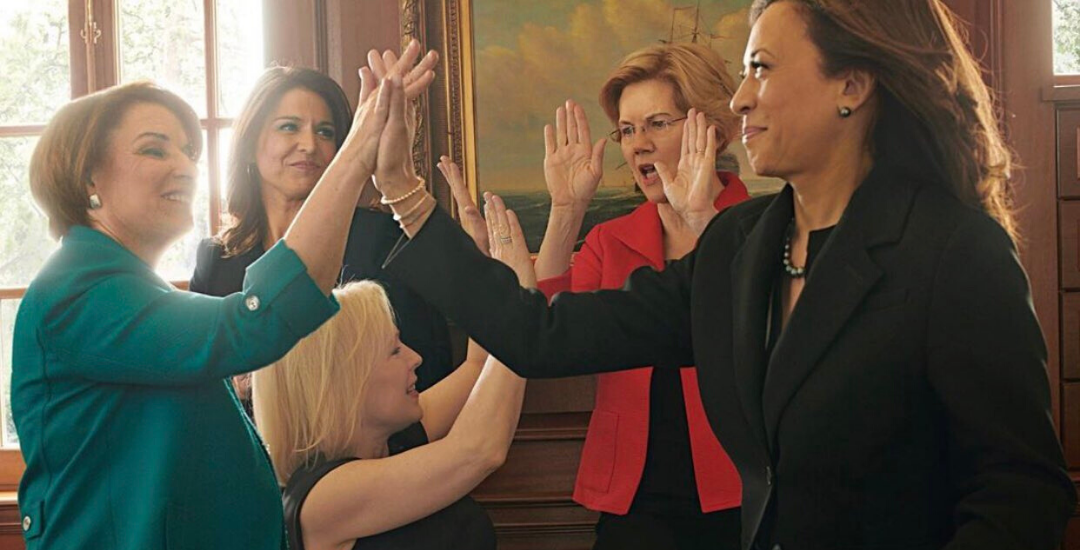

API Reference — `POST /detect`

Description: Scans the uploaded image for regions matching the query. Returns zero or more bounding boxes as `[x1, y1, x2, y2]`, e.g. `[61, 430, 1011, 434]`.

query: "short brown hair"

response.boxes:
[599, 43, 740, 149]
[749, 0, 1016, 241]
[29, 82, 202, 239]
[218, 67, 353, 256]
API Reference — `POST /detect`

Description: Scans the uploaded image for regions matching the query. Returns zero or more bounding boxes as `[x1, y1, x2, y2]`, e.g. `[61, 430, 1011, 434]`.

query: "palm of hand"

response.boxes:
[667, 155, 718, 216]
[545, 145, 601, 206]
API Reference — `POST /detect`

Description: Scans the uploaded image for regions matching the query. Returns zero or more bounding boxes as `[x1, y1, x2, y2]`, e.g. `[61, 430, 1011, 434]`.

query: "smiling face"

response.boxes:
[255, 88, 338, 205]
[88, 102, 197, 256]
[361, 332, 424, 435]
[617, 79, 686, 204]
[731, 1, 850, 182]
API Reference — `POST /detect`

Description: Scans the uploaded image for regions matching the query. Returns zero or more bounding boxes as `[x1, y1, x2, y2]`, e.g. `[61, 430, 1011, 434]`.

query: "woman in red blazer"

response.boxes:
[532, 43, 748, 550]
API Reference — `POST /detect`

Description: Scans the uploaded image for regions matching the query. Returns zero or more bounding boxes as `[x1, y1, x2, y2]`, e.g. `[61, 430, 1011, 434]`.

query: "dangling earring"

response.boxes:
[89, 194, 102, 209]
[839, 106, 853, 118]
[247, 163, 258, 182]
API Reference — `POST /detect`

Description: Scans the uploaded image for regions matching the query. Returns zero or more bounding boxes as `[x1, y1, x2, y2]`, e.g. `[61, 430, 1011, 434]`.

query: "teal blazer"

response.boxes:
[12, 226, 339, 549]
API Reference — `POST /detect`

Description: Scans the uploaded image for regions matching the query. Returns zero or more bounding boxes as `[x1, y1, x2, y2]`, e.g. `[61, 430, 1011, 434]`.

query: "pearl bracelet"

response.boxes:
[380, 178, 426, 205]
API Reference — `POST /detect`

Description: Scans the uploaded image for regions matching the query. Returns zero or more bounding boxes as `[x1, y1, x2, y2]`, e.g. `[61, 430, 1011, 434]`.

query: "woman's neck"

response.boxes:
[89, 219, 165, 268]
[790, 148, 874, 234]
[353, 428, 391, 460]
[261, 193, 306, 250]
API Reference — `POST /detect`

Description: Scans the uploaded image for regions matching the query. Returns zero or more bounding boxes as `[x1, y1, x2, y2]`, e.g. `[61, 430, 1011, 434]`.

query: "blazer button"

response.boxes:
[245, 295, 261, 311]
[21, 515, 30, 531]
[772, 545, 783, 550]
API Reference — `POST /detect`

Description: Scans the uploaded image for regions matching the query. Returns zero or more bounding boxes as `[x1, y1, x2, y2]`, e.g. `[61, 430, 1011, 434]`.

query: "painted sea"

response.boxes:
[500, 187, 644, 252]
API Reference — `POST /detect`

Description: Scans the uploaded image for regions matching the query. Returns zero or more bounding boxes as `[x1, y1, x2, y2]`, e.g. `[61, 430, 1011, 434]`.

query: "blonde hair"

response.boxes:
[599, 42, 740, 149]
[29, 82, 202, 239]
[253, 281, 397, 484]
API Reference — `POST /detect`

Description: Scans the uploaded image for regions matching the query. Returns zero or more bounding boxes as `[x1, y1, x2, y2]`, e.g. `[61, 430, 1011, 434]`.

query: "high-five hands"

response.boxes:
[544, 100, 606, 213]
[655, 108, 723, 235]
[484, 193, 537, 289]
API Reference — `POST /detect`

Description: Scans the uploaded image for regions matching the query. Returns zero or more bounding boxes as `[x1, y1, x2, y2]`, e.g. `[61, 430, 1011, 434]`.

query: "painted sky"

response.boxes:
[471, 0, 775, 193]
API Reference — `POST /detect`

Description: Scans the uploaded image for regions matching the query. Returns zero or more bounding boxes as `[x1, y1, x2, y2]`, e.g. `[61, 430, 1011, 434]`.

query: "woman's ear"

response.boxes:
[838, 68, 876, 113]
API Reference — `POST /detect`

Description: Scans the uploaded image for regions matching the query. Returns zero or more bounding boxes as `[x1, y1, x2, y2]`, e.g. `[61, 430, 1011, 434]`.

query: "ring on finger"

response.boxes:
[498, 234, 512, 244]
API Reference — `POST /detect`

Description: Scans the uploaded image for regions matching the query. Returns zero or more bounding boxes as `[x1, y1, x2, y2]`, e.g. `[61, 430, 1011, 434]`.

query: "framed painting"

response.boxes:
[404, 0, 783, 251]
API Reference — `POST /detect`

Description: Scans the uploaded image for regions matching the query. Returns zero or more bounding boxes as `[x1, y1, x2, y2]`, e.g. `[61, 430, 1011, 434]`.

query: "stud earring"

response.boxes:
[839, 106, 853, 118]
[89, 194, 102, 209]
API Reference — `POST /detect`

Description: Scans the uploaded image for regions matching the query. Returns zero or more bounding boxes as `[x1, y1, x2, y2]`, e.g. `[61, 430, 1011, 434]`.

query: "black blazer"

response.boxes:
[191, 208, 454, 391]
[384, 166, 1077, 550]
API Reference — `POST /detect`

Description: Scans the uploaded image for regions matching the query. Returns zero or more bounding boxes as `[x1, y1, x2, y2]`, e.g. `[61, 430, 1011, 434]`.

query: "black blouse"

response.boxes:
[189, 208, 454, 392]
[282, 423, 496, 550]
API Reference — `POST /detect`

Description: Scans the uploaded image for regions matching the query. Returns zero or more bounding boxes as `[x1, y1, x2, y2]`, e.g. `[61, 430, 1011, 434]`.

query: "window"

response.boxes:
[0, 0, 265, 486]
[1055, 0, 1080, 81]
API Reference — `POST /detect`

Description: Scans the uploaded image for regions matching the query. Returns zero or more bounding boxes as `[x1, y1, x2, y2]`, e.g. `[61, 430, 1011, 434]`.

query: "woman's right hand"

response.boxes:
[439, 156, 490, 255]
[336, 68, 395, 183]
[485, 193, 537, 289]
[543, 100, 606, 213]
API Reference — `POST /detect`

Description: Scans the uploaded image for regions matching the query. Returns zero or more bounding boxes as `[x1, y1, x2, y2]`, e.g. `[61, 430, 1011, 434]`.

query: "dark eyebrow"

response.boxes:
[273, 115, 335, 127]
[135, 131, 170, 142]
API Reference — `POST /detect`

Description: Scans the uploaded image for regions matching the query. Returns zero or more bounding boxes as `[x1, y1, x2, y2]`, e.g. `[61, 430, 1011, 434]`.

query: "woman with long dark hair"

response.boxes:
[367, 1, 1078, 549]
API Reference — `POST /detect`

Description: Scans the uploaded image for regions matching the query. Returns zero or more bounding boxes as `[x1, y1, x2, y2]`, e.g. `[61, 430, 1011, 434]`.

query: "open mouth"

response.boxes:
[162, 191, 192, 205]
[638, 164, 658, 184]
[406, 382, 418, 397]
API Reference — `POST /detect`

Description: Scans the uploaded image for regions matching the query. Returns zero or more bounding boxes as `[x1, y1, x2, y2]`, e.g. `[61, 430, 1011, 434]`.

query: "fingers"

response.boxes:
[489, 193, 511, 241]
[382, 49, 401, 77]
[358, 66, 376, 106]
[439, 155, 472, 208]
[372, 77, 394, 128]
[681, 108, 692, 159]
[654, 160, 675, 188]
[695, 109, 707, 155]
[573, 102, 591, 145]
[368, 49, 387, 80]
[705, 125, 717, 158]
[565, 100, 578, 146]
[590, 138, 607, 170]
[544, 124, 555, 156]
[555, 105, 567, 148]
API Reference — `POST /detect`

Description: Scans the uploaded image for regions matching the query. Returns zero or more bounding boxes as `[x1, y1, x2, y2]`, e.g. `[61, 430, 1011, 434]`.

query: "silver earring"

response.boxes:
[89, 194, 102, 209]
[839, 106, 853, 118]
[247, 164, 258, 181]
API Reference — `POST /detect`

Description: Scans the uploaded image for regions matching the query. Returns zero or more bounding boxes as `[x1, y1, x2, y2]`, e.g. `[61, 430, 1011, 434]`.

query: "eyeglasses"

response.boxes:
[609, 116, 688, 143]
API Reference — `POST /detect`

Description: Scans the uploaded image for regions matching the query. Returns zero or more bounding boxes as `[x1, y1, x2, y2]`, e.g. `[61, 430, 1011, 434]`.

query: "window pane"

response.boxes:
[1056, 0, 1080, 74]
[218, 126, 234, 212]
[118, 0, 208, 117]
[157, 130, 212, 281]
[0, 0, 70, 125]
[1, 298, 20, 448]
[0, 137, 58, 287]
[216, 0, 265, 117]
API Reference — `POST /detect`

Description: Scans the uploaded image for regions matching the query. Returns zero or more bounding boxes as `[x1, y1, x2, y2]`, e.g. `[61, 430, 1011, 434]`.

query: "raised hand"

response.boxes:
[485, 193, 537, 289]
[337, 69, 395, 183]
[373, 75, 418, 193]
[438, 155, 489, 255]
[656, 108, 722, 235]
[367, 39, 439, 101]
[543, 100, 606, 211]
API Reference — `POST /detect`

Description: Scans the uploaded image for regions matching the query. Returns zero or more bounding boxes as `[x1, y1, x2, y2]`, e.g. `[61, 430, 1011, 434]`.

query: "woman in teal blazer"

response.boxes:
[12, 56, 425, 549]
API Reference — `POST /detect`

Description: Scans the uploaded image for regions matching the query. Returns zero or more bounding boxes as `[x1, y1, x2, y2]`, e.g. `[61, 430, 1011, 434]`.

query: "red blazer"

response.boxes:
[537, 172, 749, 514]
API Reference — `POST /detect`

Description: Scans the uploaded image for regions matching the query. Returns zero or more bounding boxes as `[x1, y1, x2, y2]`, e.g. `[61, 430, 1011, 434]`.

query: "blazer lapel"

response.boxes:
[608, 201, 665, 270]
[762, 167, 917, 450]
[730, 186, 794, 453]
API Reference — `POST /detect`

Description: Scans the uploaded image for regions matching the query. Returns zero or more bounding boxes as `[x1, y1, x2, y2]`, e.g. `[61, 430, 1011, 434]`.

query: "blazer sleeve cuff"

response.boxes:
[242, 240, 340, 338]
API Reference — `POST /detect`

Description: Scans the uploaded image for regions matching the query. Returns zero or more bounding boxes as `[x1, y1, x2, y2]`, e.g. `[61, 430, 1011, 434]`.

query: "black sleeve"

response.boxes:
[383, 208, 696, 378]
[388, 422, 430, 454]
[927, 215, 1077, 550]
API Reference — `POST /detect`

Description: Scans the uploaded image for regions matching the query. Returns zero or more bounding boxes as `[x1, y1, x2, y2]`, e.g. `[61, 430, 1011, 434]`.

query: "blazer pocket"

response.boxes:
[578, 410, 619, 493]
[859, 288, 908, 312]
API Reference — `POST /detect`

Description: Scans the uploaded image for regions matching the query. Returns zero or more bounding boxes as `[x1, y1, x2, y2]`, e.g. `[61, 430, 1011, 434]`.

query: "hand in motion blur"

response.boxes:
[656, 108, 722, 234]
[484, 193, 537, 289]
[439, 156, 489, 255]
[544, 99, 606, 212]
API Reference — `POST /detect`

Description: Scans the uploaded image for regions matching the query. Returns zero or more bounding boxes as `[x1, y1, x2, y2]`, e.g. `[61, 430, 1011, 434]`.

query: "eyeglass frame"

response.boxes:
[608, 115, 689, 143]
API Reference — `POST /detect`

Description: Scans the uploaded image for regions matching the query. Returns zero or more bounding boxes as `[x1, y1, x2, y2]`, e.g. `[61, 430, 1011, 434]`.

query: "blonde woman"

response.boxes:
[253, 194, 532, 550]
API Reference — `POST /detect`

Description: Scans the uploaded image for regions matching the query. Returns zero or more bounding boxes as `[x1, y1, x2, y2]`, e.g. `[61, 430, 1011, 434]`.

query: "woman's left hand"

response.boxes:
[485, 193, 537, 289]
[656, 108, 722, 235]
[439, 155, 489, 255]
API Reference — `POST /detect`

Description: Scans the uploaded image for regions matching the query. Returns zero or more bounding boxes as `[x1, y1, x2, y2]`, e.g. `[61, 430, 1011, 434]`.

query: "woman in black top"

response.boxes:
[253, 195, 534, 550]
[367, 1, 1077, 549]
[189, 46, 452, 413]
